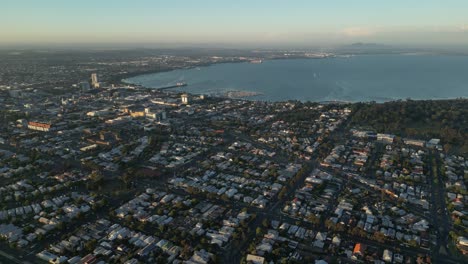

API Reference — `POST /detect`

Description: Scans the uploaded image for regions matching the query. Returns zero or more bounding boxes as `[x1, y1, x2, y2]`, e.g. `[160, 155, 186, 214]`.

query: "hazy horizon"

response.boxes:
[2, 0, 468, 49]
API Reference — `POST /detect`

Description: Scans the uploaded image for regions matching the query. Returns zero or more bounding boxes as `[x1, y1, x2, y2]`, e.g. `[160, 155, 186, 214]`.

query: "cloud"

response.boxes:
[459, 25, 468, 32]
[341, 27, 375, 37]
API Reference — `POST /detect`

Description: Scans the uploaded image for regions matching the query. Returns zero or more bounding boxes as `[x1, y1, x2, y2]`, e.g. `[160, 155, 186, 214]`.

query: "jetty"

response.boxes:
[156, 82, 187, 90]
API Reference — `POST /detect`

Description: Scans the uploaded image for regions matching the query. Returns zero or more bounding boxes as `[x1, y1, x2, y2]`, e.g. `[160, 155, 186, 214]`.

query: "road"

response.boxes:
[0, 249, 30, 264]
[220, 119, 353, 263]
[427, 151, 464, 264]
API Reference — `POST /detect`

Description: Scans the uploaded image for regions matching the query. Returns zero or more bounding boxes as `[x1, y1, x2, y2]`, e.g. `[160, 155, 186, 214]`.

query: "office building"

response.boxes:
[91, 73, 99, 88]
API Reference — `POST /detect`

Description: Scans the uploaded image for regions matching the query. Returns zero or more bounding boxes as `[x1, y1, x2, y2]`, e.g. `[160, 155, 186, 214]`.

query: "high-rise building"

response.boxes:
[181, 94, 189, 104]
[91, 73, 99, 88]
[80, 81, 91, 91]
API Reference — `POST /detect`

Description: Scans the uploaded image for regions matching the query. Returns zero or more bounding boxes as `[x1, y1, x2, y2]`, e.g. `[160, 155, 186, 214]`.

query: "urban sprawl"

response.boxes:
[0, 51, 466, 264]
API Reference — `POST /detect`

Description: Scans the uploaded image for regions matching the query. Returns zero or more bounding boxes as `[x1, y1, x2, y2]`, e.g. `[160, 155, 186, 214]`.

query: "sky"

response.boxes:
[1, 0, 468, 48]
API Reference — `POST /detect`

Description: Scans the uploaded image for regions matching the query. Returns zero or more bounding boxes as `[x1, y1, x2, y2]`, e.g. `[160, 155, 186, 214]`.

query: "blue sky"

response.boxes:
[2, 0, 468, 47]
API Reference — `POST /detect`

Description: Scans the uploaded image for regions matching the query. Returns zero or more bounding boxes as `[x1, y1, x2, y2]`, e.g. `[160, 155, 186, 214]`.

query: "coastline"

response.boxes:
[119, 55, 335, 86]
[119, 60, 251, 85]
[118, 53, 415, 87]
[120, 52, 442, 87]
[121, 55, 468, 103]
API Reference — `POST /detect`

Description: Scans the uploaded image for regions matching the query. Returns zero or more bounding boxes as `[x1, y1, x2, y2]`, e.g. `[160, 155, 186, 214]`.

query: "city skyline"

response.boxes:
[2, 0, 468, 48]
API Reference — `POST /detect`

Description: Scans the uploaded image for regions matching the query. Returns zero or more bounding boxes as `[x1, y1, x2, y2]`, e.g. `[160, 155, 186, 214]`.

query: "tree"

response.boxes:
[181, 244, 191, 259]
[221, 194, 229, 201]
[187, 186, 199, 194]
[23, 225, 34, 233]
[278, 187, 288, 200]
[449, 231, 457, 241]
[325, 219, 335, 230]
[124, 215, 133, 223]
[120, 172, 132, 188]
[372, 231, 386, 243]
[84, 239, 97, 252]
[408, 239, 418, 247]
[56, 222, 64, 231]
[335, 223, 345, 232]
[88, 171, 104, 190]
[307, 214, 320, 225]
[272, 247, 284, 257]
[138, 221, 148, 231]
[248, 242, 256, 253]
[256, 227, 263, 236]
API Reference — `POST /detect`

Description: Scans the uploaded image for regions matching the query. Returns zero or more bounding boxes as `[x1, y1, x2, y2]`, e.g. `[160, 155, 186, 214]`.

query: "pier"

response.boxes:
[156, 82, 187, 90]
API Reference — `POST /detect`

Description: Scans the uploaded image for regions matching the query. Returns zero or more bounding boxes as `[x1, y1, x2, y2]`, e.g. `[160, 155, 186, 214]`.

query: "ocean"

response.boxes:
[125, 55, 468, 102]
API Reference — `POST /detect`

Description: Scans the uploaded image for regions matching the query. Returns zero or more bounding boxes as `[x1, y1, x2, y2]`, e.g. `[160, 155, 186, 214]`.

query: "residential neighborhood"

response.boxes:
[0, 63, 466, 264]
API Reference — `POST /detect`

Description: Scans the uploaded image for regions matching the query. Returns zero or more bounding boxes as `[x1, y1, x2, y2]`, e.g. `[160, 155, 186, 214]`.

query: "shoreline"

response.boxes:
[119, 52, 468, 85]
[121, 56, 468, 104]
[130, 82, 467, 104]
[118, 59, 251, 85]
[119, 56, 336, 86]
